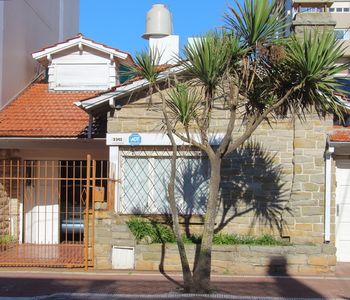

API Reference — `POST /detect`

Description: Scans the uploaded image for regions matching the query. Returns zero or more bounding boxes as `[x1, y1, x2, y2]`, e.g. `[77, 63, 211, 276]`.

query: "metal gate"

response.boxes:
[0, 155, 112, 268]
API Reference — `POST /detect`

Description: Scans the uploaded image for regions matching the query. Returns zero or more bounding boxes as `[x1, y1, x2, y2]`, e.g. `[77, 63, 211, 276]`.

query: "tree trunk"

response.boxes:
[160, 87, 195, 291]
[191, 155, 222, 294]
[167, 143, 195, 291]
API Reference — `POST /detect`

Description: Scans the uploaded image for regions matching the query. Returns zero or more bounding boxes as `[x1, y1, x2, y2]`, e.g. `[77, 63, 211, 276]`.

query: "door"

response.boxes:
[24, 161, 60, 244]
[335, 160, 350, 261]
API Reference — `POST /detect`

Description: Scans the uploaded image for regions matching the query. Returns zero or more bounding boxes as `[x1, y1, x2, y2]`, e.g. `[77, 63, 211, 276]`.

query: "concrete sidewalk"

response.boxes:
[0, 263, 349, 300]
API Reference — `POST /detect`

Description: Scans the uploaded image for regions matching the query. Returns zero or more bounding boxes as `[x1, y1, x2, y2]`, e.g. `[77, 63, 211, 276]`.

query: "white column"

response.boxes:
[109, 146, 120, 212]
[325, 146, 334, 243]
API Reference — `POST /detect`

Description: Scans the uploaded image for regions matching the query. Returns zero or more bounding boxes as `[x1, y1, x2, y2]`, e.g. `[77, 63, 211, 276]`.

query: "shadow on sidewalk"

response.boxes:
[211, 256, 328, 298]
[0, 271, 178, 297]
[265, 256, 325, 298]
[158, 243, 183, 288]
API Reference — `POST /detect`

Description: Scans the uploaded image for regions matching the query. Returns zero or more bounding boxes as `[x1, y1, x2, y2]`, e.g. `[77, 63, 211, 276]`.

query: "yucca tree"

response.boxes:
[130, 48, 164, 106]
[131, 0, 349, 294]
[221, 0, 287, 49]
[168, 0, 349, 294]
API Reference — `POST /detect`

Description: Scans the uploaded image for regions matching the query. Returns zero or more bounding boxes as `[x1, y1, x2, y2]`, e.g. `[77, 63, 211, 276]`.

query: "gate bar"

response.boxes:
[85, 155, 91, 270]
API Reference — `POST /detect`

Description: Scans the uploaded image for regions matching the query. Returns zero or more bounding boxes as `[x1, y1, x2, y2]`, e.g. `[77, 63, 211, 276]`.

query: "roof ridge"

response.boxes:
[31, 33, 134, 63]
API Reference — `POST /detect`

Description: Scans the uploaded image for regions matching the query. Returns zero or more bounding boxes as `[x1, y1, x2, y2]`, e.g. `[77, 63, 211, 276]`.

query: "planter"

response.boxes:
[134, 244, 337, 273]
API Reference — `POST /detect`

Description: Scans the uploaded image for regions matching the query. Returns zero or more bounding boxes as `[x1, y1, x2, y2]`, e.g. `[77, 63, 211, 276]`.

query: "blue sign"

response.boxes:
[129, 133, 141, 146]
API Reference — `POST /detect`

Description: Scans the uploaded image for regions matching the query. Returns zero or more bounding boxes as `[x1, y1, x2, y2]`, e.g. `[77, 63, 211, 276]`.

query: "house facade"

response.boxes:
[0, 34, 132, 267]
[0, 3, 349, 269]
[78, 76, 335, 246]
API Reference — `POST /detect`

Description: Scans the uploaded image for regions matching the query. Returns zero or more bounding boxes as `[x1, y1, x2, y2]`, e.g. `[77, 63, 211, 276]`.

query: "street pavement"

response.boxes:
[0, 263, 349, 300]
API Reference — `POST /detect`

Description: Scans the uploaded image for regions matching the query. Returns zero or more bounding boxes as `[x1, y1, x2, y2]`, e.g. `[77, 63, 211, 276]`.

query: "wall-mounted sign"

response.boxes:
[106, 133, 222, 146]
[109, 135, 126, 145]
[129, 133, 142, 146]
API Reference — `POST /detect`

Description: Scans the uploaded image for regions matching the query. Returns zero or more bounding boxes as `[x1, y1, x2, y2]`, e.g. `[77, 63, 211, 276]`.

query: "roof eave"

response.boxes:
[0, 137, 107, 150]
[32, 37, 129, 61]
[75, 64, 187, 114]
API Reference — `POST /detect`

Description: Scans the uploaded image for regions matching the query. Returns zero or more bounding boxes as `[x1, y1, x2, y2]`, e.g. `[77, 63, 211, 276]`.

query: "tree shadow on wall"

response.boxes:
[215, 140, 293, 236]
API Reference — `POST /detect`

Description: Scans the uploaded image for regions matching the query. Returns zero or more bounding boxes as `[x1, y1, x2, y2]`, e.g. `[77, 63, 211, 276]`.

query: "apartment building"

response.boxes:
[0, 0, 80, 109]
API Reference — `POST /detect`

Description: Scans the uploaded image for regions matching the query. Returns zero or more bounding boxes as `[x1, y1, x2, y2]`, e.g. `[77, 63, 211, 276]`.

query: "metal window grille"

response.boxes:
[119, 147, 210, 215]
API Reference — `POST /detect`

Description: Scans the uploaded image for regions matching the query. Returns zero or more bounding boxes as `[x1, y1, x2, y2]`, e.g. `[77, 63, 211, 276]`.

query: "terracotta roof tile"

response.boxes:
[329, 124, 350, 141]
[0, 83, 99, 137]
[329, 128, 350, 142]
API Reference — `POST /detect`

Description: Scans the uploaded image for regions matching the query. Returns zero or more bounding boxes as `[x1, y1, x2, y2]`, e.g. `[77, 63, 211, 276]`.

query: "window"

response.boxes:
[335, 29, 350, 40]
[329, 7, 350, 12]
[120, 149, 209, 215]
[301, 7, 322, 13]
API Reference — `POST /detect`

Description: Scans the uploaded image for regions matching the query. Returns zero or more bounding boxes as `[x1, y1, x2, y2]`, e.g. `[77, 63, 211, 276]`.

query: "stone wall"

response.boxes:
[108, 89, 335, 246]
[135, 244, 336, 273]
[216, 116, 334, 246]
[0, 183, 10, 237]
[0, 159, 20, 239]
[91, 210, 136, 269]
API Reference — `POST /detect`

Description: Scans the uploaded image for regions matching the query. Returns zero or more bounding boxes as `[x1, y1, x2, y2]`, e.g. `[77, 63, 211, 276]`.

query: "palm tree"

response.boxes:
[130, 0, 349, 294]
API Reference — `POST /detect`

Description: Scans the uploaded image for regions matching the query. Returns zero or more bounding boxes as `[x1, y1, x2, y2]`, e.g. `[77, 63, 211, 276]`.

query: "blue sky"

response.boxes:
[79, 0, 241, 56]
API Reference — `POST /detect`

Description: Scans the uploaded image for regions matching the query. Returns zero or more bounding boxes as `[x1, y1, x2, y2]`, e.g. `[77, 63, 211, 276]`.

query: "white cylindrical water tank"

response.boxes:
[142, 4, 173, 40]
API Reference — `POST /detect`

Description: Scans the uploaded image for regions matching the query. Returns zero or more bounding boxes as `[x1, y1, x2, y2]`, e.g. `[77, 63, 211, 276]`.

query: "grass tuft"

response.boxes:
[126, 217, 293, 246]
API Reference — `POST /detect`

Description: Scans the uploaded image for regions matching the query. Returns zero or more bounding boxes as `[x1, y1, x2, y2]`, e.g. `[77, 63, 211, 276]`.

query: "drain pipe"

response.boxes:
[88, 114, 93, 139]
[324, 146, 334, 243]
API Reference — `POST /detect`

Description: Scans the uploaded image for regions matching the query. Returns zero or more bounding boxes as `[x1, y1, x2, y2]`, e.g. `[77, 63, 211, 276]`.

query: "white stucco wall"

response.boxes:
[0, 0, 79, 109]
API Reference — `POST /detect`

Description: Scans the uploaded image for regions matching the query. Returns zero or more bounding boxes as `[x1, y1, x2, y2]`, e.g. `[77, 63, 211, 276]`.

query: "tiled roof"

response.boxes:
[329, 126, 350, 142]
[0, 82, 99, 137]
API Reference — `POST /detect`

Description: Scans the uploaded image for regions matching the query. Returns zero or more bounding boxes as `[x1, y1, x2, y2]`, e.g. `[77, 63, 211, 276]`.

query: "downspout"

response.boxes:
[324, 146, 334, 243]
[88, 114, 93, 139]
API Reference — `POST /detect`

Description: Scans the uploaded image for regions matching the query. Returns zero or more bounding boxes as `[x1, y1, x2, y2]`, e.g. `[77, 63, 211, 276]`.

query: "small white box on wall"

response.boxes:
[111, 246, 134, 269]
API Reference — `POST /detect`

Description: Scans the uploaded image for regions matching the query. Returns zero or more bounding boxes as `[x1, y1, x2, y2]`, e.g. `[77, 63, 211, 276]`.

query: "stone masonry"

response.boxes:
[0, 183, 10, 237]
[91, 209, 136, 269]
[135, 243, 336, 273]
[0, 159, 20, 240]
[107, 89, 335, 246]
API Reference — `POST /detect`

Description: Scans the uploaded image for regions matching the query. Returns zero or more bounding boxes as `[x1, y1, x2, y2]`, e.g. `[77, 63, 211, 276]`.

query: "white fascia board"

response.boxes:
[75, 64, 186, 111]
[0, 138, 107, 150]
[32, 37, 128, 61]
[74, 78, 150, 111]
[336, 94, 350, 110]
[107, 132, 225, 146]
[329, 140, 350, 147]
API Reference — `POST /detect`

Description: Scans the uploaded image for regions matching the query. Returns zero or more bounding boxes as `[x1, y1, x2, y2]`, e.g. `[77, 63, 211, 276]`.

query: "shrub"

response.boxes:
[0, 235, 15, 244]
[126, 217, 177, 244]
[213, 233, 239, 245]
[126, 218, 293, 246]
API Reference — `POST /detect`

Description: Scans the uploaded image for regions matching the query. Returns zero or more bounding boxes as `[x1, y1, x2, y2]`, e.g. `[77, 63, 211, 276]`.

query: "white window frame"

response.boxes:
[119, 150, 209, 215]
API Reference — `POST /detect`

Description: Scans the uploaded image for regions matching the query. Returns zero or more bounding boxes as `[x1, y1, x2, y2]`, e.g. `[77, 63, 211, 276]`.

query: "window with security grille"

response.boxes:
[119, 147, 210, 215]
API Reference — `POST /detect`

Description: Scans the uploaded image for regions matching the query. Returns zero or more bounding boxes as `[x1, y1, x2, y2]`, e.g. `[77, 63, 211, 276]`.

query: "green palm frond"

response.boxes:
[228, 33, 247, 65]
[222, 0, 287, 49]
[132, 48, 164, 83]
[166, 82, 202, 127]
[285, 28, 350, 116]
[180, 30, 231, 100]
